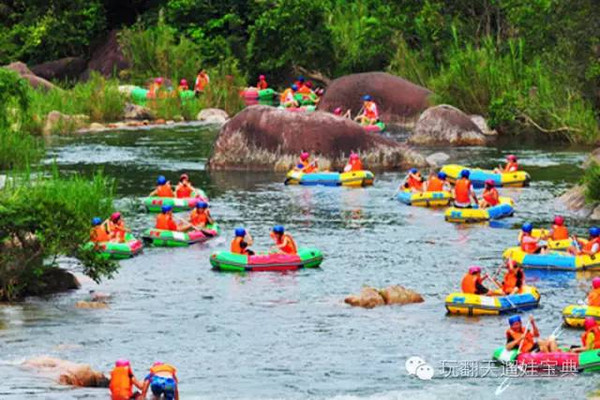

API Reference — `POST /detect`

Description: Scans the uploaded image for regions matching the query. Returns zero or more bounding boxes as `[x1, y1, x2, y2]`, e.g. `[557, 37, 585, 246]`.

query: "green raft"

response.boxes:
[130, 87, 195, 105]
[294, 93, 318, 106]
[142, 189, 208, 213]
[210, 248, 323, 272]
[82, 233, 143, 260]
[142, 223, 220, 247]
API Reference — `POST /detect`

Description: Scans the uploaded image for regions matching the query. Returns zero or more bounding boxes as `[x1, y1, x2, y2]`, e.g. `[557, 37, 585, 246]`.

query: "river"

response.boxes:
[1, 124, 598, 399]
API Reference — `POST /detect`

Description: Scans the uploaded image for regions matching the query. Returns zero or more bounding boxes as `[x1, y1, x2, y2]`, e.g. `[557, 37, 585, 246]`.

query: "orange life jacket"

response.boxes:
[176, 184, 193, 199]
[582, 326, 600, 349]
[551, 225, 569, 240]
[178, 84, 189, 92]
[156, 184, 174, 198]
[454, 178, 471, 204]
[503, 161, 518, 172]
[110, 221, 126, 242]
[507, 327, 535, 353]
[407, 175, 423, 191]
[280, 88, 294, 103]
[109, 366, 133, 400]
[149, 364, 177, 380]
[483, 188, 499, 206]
[426, 177, 444, 192]
[297, 85, 312, 95]
[461, 274, 479, 294]
[582, 237, 600, 254]
[190, 209, 209, 226]
[195, 74, 209, 92]
[588, 288, 600, 307]
[156, 214, 177, 231]
[276, 233, 298, 254]
[364, 101, 378, 119]
[257, 80, 268, 90]
[231, 237, 250, 255]
[91, 226, 110, 242]
[502, 268, 523, 294]
[348, 159, 363, 172]
[520, 233, 539, 254]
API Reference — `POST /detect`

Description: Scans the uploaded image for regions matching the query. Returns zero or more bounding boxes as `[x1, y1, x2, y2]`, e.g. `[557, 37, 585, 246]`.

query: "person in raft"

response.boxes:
[194, 69, 210, 95]
[401, 168, 424, 192]
[109, 359, 143, 400]
[333, 107, 352, 119]
[424, 171, 451, 192]
[478, 179, 500, 209]
[90, 217, 111, 243]
[189, 201, 214, 228]
[280, 84, 299, 108]
[140, 362, 179, 400]
[461, 266, 493, 295]
[270, 225, 298, 255]
[506, 315, 559, 353]
[344, 152, 363, 172]
[355, 95, 379, 126]
[296, 152, 318, 173]
[518, 222, 547, 254]
[588, 277, 600, 307]
[494, 154, 519, 174]
[573, 317, 600, 353]
[156, 205, 189, 232]
[453, 170, 478, 208]
[177, 79, 189, 91]
[545, 215, 569, 241]
[175, 173, 197, 198]
[501, 258, 525, 295]
[149, 175, 175, 198]
[148, 77, 164, 99]
[231, 227, 254, 255]
[569, 226, 600, 256]
[107, 212, 129, 243]
[256, 74, 268, 90]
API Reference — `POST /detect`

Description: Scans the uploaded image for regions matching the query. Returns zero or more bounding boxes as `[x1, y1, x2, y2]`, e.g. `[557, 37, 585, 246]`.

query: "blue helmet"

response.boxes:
[235, 227, 246, 237]
[409, 168, 418, 174]
[161, 205, 172, 213]
[297, 76, 305, 82]
[157, 175, 167, 185]
[291, 84, 298, 91]
[460, 169, 470, 178]
[297, 163, 305, 168]
[273, 225, 284, 234]
[438, 171, 447, 180]
[196, 201, 208, 209]
[91, 217, 102, 226]
[590, 227, 600, 237]
[363, 95, 372, 101]
[521, 222, 533, 233]
[508, 315, 521, 325]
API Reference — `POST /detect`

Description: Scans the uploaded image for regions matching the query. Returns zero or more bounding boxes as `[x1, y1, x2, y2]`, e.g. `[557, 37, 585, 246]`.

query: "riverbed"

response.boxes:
[1, 125, 598, 399]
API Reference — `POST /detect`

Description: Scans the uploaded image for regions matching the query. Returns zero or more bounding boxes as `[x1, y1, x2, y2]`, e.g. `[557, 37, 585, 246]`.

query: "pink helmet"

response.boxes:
[350, 153, 359, 160]
[152, 362, 164, 367]
[484, 179, 495, 187]
[110, 212, 121, 222]
[593, 277, 600, 289]
[305, 81, 313, 88]
[507, 154, 517, 161]
[180, 79, 187, 85]
[468, 266, 482, 274]
[180, 173, 189, 182]
[333, 107, 342, 115]
[155, 77, 164, 84]
[259, 75, 265, 80]
[585, 317, 597, 330]
[300, 152, 309, 161]
[115, 359, 130, 367]
[553, 216, 564, 226]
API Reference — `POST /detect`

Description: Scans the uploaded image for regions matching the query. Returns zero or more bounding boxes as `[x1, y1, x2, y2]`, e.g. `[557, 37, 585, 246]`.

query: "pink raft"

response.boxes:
[517, 352, 579, 369]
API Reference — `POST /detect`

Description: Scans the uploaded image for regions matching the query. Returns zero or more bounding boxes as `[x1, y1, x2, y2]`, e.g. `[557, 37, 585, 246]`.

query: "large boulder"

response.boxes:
[3, 62, 57, 91]
[82, 30, 129, 79]
[208, 105, 427, 171]
[22, 357, 108, 388]
[197, 108, 229, 124]
[31, 57, 87, 81]
[123, 102, 154, 121]
[43, 111, 89, 135]
[345, 285, 424, 309]
[317, 72, 432, 125]
[410, 105, 488, 146]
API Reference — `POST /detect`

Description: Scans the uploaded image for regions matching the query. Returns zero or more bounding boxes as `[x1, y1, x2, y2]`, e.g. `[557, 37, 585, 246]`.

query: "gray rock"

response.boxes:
[470, 114, 498, 136]
[197, 108, 229, 124]
[584, 148, 600, 168]
[592, 205, 600, 220]
[410, 105, 488, 146]
[425, 152, 450, 167]
[3, 62, 57, 92]
[43, 111, 89, 135]
[123, 102, 154, 121]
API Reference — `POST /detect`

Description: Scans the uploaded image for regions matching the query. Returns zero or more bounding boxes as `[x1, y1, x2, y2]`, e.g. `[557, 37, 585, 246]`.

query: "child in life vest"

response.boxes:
[149, 175, 174, 198]
[588, 277, 600, 307]
[501, 258, 525, 295]
[175, 173, 196, 199]
[519, 222, 547, 254]
[189, 201, 214, 228]
[453, 170, 478, 208]
[231, 227, 254, 255]
[460, 266, 493, 295]
[494, 154, 519, 173]
[90, 217, 110, 242]
[270, 225, 298, 255]
[403, 168, 424, 192]
[256, 74, 268, 90]
[573, 317, 600, 352]
[546, 215, 569, 241]
[425, 171, 451, 192]
[505, 315, 558, 353]
[478, 179, 499, 208]
[107, 212, 129, 243]
[344, 153, 363, 172]
[569, 227, 600, 256]
[141, 362, 179, 400]
[109, 359, 143, 400]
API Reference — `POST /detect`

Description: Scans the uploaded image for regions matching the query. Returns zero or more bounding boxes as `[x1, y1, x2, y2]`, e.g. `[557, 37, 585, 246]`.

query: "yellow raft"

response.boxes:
[562, 304, 600, 327]
[444, 197, 514, 223]
[396, 190, 453, 207]
[284, 170, 374, 187]
[530, 229, 581, 250]
[440, 164, 530, 188]
[445, 286, 540, 316]
[503, 247, 600, 271]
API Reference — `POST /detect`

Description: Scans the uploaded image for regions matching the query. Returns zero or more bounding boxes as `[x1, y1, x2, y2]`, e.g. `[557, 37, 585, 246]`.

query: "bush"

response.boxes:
[584, 162, 600, 203]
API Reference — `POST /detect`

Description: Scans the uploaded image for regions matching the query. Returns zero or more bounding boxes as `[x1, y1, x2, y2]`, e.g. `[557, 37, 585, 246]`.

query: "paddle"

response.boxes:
[495, 317, 532, 395]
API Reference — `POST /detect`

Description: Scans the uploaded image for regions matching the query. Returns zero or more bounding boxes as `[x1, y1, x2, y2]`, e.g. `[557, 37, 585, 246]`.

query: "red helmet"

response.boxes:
[305, 81, 313, 88]
[333, 107, 342, 115]
[300, 152, 309, 161]
[180, 173, 189, 182]
[155, 77, 164, 84]
[468, 266, 481, 274]
[553, 216, 564, 226]
[484, 179, 495, 187]
[259, 75, 265, 80]
[115, 359, 130, 367]
[110, 212, 121, 222]
[350, 153, 359, 160]
[180, 79, 187, 85]
[585, 317, 597, 330]
[507, 154, 517, 161]
[593, 277, 600, 289]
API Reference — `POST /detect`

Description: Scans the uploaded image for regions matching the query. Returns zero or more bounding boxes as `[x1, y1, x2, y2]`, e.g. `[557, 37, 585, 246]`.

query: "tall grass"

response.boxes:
[0, 128, 43, 170]
[584, 162, 600, 202]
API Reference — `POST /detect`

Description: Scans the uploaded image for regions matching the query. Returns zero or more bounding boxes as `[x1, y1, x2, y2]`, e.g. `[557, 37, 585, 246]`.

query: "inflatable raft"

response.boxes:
[142, 189, 209, 213]
[241, 87, 277, 100]
[444, 197, 514, 223]
[131, 87, 195, 104]
[502, 247, 600, 271]
[210, 248, 323, 272]
[294, 93, 318, 106]
[396, 190, 453, 207]
[83, 233, 143, 260]
[285, 170, 374, 187]
[440, 164, 530, 188]
[277, 105, 316, 113]
[362, 122, 386, 133]
[142, 224, 220, 247]
[493, 347, 579, 368]
[528, 228, 579, 250]
[562, 305, 600, 328]
[445, 286, 540, 316]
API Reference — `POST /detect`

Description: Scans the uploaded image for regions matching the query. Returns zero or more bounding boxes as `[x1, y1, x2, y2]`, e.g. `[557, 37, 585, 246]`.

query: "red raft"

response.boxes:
[210, 248, 323, 272]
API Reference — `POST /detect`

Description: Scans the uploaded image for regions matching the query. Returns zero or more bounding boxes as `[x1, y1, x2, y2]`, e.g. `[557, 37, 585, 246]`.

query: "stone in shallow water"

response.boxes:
[344, 285, 424, 309]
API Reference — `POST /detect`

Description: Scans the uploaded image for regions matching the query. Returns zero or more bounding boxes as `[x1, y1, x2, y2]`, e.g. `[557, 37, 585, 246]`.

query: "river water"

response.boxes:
[1, 124, 598, 399]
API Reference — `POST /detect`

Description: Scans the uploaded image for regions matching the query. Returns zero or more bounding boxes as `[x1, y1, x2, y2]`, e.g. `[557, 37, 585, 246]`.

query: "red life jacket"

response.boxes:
[156, 184, 174, 198]
[454, 178, 471, 204]
[581, 326, 600, 349]
[461, 274, 479, 294]
[156, 214, 177, 231]
[551, 225, 569, 240]
[506, 327, 535, 353]
[483, 188, 499, 206]
[520, 233, 539, 254]
[582, 237, 600, 254]
[426, 177, 444, 192]
[176, 185, 193, 199]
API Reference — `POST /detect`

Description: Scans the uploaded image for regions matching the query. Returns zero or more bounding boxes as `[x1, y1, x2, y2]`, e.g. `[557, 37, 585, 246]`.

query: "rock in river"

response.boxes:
[23, 357, 108, 388]
[345, 285, 424, 309]
[410, 105, 488, 146]
[208, 105, 427, 171]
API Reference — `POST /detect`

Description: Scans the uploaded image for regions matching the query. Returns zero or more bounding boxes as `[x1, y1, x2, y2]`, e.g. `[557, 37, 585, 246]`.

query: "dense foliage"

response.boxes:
[584, 162, 600, 203]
